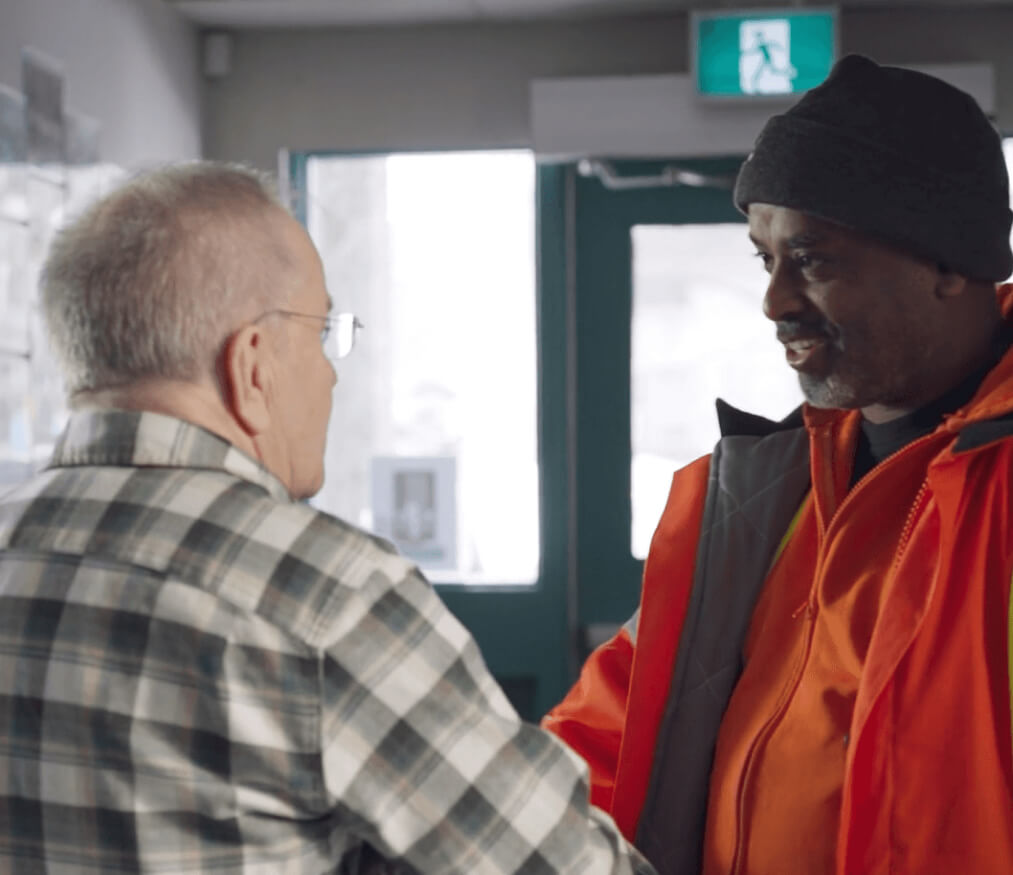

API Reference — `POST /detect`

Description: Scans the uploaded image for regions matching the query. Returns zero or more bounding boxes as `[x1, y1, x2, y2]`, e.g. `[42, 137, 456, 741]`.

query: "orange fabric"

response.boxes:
[702, 411, 948, 874]
[540, 627, 633, 812]
[544, 286, 1013, 875]
[611, 454, 711, 839]
[839, 437, 1013, 874]
[542, 454, 711, 839]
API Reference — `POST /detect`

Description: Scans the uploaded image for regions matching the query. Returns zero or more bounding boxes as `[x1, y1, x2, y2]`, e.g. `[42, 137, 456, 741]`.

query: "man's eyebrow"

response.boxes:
[785, 231, 827, 248]
[749, 231, 829, 249]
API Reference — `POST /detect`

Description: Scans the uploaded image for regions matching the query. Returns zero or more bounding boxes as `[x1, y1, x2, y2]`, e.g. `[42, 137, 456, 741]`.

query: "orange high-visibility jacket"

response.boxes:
[545, 287, 1013, 875]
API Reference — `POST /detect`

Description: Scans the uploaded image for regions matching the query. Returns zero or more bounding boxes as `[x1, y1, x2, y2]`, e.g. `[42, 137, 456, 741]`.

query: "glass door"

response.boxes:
[569, 157, 802, 650]
[629, 223, 802, 557]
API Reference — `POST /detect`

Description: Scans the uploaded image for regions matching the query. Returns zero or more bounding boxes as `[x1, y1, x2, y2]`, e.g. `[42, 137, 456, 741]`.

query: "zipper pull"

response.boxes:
[791, 600, 812, 619]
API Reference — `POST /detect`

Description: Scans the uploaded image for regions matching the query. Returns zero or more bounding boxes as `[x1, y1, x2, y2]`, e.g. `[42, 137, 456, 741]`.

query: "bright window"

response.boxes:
[305, 151, 539, 583]
[630, 222, 803, 558]
[0, 164, 123, 490]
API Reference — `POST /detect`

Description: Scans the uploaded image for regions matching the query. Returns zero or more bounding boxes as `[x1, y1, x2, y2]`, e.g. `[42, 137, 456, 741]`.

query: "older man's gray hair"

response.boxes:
[40, 162, 292, 396]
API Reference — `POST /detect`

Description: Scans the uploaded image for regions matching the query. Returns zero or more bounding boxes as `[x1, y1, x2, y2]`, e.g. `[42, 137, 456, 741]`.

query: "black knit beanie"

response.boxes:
[734, 54, 1013, 281]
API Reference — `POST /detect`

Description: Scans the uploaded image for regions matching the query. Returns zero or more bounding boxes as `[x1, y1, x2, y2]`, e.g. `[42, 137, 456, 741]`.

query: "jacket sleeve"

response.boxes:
[541, 454, 714, 842]
[541, 615, 638, 815]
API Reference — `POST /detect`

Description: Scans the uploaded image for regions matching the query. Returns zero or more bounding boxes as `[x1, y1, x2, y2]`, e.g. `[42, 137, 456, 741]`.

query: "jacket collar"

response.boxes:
[716, 397, 804, 438]
[944, 284, 1013, 450]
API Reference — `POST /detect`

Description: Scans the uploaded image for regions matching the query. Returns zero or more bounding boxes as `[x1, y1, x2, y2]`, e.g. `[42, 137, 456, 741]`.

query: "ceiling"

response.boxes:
[167, 0, 1013, 29]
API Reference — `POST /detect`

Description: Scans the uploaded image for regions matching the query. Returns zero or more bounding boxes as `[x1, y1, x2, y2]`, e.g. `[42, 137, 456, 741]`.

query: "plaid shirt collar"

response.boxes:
[48, 408, 291, 502]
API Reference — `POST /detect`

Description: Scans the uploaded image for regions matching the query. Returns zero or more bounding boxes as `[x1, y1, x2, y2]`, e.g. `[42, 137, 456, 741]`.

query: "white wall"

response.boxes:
[203, 7, 1013, 169]
[0, 0, 202, 167]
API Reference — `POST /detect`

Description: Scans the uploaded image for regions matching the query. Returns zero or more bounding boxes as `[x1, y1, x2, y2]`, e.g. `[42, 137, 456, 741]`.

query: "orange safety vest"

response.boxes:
[545, 288, 1013, 875]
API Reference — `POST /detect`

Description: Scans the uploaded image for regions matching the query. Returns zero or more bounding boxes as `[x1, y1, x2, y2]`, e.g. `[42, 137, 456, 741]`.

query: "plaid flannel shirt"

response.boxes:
[0, 409, 653, 875]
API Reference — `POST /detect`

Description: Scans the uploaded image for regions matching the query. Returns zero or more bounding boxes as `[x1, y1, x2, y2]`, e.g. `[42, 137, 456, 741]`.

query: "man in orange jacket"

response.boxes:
[544, 54, 1013, 875]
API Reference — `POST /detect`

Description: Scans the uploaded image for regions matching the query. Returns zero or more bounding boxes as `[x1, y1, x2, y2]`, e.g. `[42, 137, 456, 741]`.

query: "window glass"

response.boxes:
[630, 222, 803, 558]
[0, 163, 122, 490]
[305, 151, 539, 583]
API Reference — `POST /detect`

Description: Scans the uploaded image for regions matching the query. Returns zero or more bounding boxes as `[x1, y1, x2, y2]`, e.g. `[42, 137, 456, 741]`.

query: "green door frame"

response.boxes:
[570, 157, 747, 640]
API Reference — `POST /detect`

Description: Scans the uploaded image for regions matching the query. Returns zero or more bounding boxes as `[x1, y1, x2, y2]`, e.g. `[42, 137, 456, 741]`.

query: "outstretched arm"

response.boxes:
[541, 614, 638, 816]
[318, 565, 655, 875]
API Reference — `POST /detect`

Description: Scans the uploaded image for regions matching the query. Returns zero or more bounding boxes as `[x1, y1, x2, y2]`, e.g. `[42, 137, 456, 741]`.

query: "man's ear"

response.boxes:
[935, 264, 970, 299]
[222, 324, 272, 436]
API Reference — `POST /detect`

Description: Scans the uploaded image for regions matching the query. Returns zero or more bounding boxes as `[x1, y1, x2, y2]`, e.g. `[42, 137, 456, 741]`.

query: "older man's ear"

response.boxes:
[223, 324, 273, 437]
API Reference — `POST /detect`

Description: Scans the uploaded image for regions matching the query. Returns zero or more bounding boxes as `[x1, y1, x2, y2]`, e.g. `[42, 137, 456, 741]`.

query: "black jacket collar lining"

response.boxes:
[716, 398, 805, 439]
[953, 412, 1013, 453]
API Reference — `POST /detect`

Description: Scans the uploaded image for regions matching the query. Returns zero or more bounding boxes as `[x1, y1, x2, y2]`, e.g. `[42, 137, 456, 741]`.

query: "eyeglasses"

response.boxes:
[256, 309, 364, 360]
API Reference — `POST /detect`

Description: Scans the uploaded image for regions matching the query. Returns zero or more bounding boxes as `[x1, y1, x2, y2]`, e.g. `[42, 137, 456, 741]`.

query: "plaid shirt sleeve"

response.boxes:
[315, 559, 653, 874]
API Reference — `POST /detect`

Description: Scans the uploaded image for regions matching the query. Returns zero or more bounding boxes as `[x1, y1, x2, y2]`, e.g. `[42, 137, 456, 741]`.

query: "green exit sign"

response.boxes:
[691, 7, 838, 100]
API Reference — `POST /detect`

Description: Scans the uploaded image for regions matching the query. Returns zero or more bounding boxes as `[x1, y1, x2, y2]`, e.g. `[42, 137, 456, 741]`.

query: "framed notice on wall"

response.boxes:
[371, 456, 457, 571]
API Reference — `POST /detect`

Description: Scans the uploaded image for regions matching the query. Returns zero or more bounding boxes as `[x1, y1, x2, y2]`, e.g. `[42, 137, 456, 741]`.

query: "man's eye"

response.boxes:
[793, 253, 824, 270]
[754, 251, 773, 271]
[320, 325, 331, 342]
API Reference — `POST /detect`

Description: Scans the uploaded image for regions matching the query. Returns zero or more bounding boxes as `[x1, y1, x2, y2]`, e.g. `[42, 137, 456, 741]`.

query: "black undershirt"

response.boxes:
[849, 329, 1011, 486]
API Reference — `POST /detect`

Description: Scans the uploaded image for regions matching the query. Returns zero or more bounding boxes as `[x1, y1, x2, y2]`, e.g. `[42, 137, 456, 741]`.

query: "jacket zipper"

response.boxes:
[729, 599, 817, 875]
[888, 479, 930, 576]
[727, 427, 940, 875]
[826, 429, 939, 544]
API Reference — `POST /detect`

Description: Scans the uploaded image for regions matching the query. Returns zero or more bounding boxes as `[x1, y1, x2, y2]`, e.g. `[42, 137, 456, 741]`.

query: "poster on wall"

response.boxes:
[371, 456, 457, 571]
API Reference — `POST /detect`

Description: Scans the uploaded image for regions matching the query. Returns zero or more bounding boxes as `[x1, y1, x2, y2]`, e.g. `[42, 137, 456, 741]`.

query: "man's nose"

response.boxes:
[762, 264, 805, 322]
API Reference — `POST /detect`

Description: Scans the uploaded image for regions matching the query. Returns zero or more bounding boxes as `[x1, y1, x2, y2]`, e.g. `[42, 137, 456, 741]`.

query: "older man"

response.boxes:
[0, 163, 653, 874]
[544, 55, 1013, 874]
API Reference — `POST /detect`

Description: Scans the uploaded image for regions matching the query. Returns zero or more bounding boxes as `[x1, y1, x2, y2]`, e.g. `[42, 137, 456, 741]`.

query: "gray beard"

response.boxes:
[797, 371, 863, 410]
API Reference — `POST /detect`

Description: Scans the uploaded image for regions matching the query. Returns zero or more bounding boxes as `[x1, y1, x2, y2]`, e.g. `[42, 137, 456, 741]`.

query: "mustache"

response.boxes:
[775, 319, 839, 345]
